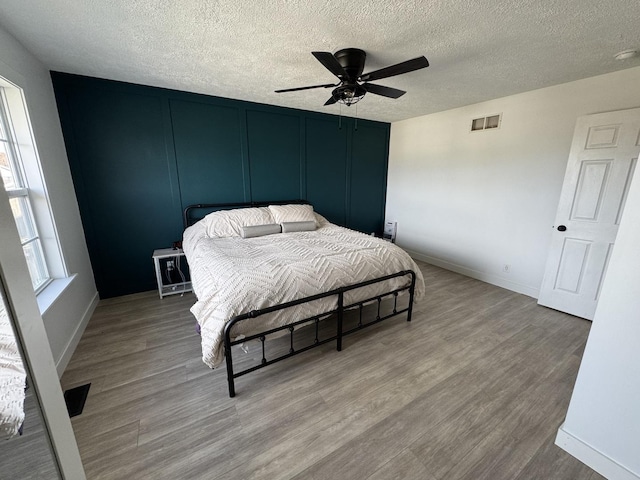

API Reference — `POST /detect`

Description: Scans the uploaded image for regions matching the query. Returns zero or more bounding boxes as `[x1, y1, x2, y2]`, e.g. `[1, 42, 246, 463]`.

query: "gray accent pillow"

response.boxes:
[240, 224, 282, 238]
[281, 221, 317, 233]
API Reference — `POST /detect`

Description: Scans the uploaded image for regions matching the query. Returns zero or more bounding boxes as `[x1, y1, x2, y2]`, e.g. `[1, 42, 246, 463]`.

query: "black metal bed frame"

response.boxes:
[183, 201, 417, 398]
[224, 270, 416, 397]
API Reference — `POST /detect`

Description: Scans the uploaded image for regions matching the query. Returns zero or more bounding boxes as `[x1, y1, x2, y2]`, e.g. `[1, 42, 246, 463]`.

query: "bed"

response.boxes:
[183, 202, 425, 396]
[0, 299, 26, 438]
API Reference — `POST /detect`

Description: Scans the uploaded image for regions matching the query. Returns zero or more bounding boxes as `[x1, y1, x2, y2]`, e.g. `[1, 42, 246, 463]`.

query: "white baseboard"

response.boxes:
[404, 249, 540, 299]
[556, 424, 640, 480]
[55, 291, 99, 377]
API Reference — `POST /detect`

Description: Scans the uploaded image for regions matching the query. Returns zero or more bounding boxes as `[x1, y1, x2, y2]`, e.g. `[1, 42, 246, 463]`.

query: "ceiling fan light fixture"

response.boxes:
[332, 84, 367, 106]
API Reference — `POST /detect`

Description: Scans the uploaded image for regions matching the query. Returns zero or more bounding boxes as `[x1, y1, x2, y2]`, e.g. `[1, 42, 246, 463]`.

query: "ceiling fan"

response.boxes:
[275, 48, 429, 106]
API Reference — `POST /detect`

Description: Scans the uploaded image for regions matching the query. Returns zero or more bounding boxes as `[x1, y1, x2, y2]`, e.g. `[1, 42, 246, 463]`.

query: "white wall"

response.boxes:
[387, 66, 640, 297]
[0, 183, 86, 478]
[555, 154, 640, 479]
[0, 25, 98, 374]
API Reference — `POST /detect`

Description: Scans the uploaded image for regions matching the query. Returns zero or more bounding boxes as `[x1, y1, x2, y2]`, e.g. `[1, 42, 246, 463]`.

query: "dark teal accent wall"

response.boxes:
[51, 72, 390, 298]
[305, 116, 349, 226]
[170, 100, 247, 206]
[246, 110, 302, 202]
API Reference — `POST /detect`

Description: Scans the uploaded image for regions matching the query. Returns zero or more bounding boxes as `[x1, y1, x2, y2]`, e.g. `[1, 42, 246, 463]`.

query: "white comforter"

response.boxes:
[0, 300, 26, 438]
[184, 218, 425, 368]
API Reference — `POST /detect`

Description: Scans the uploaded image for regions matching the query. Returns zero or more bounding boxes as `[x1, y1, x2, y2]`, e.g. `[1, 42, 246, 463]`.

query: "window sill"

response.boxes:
[36, 274, 77, 315]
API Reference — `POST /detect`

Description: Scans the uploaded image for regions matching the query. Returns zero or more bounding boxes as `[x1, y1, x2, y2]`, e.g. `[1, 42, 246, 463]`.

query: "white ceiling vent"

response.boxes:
[471, 114, 501, 132]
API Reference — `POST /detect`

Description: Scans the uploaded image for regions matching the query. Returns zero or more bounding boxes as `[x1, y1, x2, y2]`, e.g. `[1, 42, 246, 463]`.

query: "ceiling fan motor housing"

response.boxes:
[334, 48, 366, 81]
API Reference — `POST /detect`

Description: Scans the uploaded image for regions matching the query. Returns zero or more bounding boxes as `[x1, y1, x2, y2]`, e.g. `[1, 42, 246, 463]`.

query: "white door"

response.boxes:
[538, 108, 640, 320]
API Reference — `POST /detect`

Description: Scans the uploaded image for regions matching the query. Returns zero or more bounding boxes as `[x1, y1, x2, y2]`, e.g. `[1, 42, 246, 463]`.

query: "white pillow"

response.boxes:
[314, 212, 329, 227]
[268, 204, 316, 225]
[201, 207, 274, 238]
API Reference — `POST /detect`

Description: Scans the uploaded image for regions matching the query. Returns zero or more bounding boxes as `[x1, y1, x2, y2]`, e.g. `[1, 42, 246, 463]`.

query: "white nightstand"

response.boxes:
[152, 248, 192, 299]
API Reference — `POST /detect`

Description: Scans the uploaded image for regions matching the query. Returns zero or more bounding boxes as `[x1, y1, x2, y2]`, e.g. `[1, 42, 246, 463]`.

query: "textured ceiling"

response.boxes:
[0, 0, 639, 123]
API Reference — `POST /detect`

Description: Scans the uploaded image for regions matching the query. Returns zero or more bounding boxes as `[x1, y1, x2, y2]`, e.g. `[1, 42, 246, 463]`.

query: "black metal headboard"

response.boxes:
[183, 199, 309, 228]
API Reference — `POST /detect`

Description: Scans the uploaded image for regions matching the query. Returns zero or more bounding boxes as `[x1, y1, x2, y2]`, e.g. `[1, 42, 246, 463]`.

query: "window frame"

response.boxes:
[0, 79, 63, 295]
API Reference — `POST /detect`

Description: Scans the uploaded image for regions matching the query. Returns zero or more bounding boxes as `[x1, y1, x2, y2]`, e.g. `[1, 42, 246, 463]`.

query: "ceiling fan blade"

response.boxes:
[363, 83, 406, 99]
[324, 96, 338, 106]
[312, 51, 349, 79]
[359, 56, 429, 82]
[275, 83, 336, 93]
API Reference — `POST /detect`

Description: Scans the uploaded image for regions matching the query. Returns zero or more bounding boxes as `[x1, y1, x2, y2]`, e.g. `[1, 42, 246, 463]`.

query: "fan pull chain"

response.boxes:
[339, 103, 342, 129]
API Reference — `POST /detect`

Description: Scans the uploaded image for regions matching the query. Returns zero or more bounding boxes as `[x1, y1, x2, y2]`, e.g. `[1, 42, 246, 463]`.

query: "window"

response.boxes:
[0, 88, 51, 292]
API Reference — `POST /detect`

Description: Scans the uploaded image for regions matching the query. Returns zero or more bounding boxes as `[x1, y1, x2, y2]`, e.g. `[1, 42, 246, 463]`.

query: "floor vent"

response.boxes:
[63, 383, 91, 418]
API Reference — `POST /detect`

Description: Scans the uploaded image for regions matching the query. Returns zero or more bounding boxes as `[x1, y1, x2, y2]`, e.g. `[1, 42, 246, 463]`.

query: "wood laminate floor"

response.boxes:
[61, 262, 604, 480]
[0, 388, 60, 479]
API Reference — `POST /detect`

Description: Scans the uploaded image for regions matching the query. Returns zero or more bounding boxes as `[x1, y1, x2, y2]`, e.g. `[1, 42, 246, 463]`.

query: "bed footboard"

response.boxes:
[223, 270, 416, 397]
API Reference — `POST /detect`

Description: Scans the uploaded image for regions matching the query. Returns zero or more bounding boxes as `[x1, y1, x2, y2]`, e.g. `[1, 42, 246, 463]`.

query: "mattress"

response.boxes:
[183, 215, 425, 368]
[0, 300, 26, 438]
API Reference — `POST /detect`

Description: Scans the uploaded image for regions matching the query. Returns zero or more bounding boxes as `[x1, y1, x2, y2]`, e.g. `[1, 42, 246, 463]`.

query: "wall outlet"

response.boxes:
[503, 264, 510, 273]
[167, 260, 174, 268]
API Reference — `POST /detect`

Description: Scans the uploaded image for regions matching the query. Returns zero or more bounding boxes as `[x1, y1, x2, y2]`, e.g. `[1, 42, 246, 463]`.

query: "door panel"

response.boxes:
[570, 160, 611, 221]
[585, 124, 620, 149]
[615, 158, 637, 224]
[595, 243, 614, 301]
[555, 238, 591, 293]
[538, 108, 640, 319]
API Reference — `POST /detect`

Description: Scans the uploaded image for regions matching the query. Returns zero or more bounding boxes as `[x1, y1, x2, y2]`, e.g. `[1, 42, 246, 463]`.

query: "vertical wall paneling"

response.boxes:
[160, 98, 184, 240]
[52, 73, 390, 297]
[246, 110, 301, 201]
[53, 86, 101, 289]
[170, 99, 245, 206]
[349, 122, 390, 234]
[299, 115, 307, 199]
[305, 116, 348, 225]
[238, 107, 251, 202]
[345, 120, 354, 231]
[63, 88, 177, 297]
